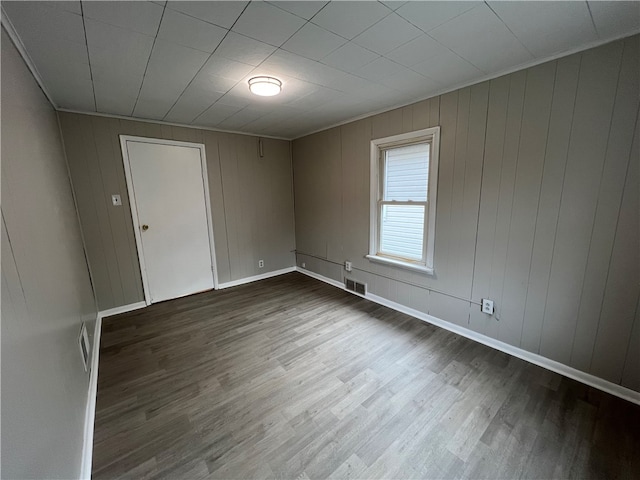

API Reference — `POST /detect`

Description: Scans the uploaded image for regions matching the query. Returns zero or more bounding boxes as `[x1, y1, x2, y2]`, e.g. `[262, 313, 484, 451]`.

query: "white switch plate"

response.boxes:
[111, 194, 122, 206]
[345, 261, 352, 272]
[481, 299, 494, 315]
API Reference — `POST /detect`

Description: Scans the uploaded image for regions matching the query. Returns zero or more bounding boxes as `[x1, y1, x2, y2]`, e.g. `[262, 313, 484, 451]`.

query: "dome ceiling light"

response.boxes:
[248, 76, 282, 96]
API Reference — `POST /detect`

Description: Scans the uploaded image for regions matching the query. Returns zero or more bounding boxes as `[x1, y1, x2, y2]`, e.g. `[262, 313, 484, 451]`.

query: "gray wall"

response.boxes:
[59, 113, 296, 311]
[1, 29, 97, 478]
[292, 35, 640, 392]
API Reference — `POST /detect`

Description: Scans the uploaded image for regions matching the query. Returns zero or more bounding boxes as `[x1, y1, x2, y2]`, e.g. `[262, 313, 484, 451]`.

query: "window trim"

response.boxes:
[368, 127, 440, 275]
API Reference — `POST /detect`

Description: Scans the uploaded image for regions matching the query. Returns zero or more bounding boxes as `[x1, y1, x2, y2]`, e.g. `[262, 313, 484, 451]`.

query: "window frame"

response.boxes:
[367, 127, 440, 275]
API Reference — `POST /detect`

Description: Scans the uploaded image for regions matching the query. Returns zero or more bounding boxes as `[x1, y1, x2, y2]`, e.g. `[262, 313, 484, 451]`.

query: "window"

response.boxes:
[367, 127, 440, 274]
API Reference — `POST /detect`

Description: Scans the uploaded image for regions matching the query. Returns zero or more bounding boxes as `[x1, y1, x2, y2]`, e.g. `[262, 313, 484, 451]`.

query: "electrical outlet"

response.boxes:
[258, 259, 264, 268]
[481, 299, 495, 315]
[111, 194, 122, 206]
[301, 262, 306, 268]
[345, 261, 352, 272]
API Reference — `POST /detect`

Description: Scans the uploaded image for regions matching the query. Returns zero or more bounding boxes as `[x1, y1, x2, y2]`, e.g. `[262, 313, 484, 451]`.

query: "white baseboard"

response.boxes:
[98, 301, 147, 319]
[217, 267, 296, 289]
[296, 266, 345, 289]
[79, 301, 148, 479]
[295, 267, 640, 406]
[80, 316, 102, 480]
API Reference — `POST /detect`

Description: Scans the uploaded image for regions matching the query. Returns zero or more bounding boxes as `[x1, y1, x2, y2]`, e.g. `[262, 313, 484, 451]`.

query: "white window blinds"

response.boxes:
[379, 143, 430, 261]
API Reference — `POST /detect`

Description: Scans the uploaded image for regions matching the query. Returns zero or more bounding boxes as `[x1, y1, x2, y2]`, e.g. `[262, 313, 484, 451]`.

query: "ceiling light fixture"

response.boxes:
[248, 76, 282, 96]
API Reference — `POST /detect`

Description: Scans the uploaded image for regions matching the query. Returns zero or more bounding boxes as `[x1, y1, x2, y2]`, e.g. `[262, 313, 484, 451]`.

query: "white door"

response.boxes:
[123, 138, 215, 304]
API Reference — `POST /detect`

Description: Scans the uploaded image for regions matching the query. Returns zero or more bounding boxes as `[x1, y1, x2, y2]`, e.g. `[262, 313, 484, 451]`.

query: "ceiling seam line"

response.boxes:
[164, 1, 253, 123]
[266, 1, 329, 23]
[585, 2, 602, 39]
[131, 3, 167, 116]
[80, 1, 97, 111]
[483, 1, 536, 58]
[191, 5, 313, 127]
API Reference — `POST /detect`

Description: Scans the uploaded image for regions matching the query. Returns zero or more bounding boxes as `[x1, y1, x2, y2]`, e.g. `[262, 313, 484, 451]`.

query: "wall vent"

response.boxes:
[345, 278, 366, 295]
[78, 322, 90, 372]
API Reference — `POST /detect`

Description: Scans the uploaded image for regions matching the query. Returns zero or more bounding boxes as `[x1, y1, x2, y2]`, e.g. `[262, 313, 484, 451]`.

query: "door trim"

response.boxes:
[119, 135, 219, 305]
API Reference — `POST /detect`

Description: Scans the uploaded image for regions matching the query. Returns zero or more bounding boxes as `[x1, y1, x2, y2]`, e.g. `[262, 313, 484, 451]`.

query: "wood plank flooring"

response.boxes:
[92, 272, 640, 479]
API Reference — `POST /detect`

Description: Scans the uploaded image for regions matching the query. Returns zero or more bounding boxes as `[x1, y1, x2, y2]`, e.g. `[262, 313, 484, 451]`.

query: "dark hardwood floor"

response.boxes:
[92, 272, 640, 479]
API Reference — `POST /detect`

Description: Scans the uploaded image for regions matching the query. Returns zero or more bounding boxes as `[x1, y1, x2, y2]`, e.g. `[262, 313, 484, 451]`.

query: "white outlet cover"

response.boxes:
[111, 194, 122, 206]
[481, 299, 494, 315]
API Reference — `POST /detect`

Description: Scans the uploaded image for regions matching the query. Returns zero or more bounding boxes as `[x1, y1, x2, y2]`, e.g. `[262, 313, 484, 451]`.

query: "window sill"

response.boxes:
[365, 254, 434, 276]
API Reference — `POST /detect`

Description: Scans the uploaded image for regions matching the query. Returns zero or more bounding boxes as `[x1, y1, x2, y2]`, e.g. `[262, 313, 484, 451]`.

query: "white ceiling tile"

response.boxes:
[489, 2, 597, 57]
[35, 55, 91, 85]
[260, 50, 346, 86]
[411, 51, 482, 87]
[353, 13, 423, 55]
[145, 40, 210, 84]
[354, 57, 402, 81]
[195, 103, 244, 126]
[285, 86, 340, 109]
[43, 75, 95, 110]
[86, 19, 154, 80]
[49, 1, 82, 15]
[214, 32, 277, 66]
[166, 1, 248, 29]
[282, 22, 346, 60]
[429, 4, 533, 73]
[232, 2, 306, 46]
[191, 72, 237, 94]
[90, 68, 144, 97]
[215, 91, 252, 108]
[54, 91, 96, 111]
[23, 36, 90, 77]
[135, 77, 184, 110]
[93, 78, 140, 101]
[5, 0, 638, 139]
[589, 1, 640, 39]
[164, 87, 223, 124]
[381, 1, 408, 11]
[134, 40, 211, 118]
[311, 1, 391, 39]
[93, 80, 139, 116]
[82, 1, 163, 36]
[269, 1, 328, 20]
[320, 41, 380, 72]
[396, 1, 476, 32]
[217, 107, 265, 129]
[3, 1, 86, 44]
[384, 34, 449, 67]
[242, 113, 294, 134]
[200, 54, 255, 81]
[330, 74, 396, 99]
[133, 96, 175, 120]
[157, 9, 227, 53]
[90, 60, 143, 88]
[376, 67, 440, 93]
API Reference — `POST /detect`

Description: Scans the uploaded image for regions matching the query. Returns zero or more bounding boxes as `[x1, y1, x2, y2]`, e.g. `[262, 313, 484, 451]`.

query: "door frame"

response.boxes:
[119, 135, 219, 305]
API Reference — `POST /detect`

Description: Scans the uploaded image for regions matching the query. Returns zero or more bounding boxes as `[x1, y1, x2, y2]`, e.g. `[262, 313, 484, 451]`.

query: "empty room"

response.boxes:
[2, 1, 639, 479]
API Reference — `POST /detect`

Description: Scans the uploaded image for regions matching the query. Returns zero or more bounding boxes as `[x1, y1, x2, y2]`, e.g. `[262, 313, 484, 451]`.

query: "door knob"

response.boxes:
[141, 224, 149, 231]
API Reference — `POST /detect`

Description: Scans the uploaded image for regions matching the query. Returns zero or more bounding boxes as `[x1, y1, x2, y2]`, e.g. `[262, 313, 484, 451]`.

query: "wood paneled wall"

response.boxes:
[2, 29, 97, 479]
[292, 36, 639, 391]
[59, 113, 296, 310]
